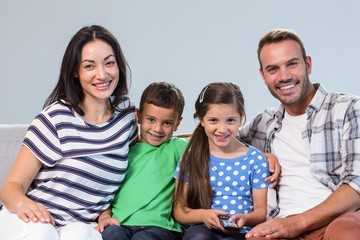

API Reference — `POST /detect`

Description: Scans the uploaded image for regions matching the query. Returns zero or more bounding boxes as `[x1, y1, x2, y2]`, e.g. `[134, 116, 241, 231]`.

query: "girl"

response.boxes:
[173, 82, 270, 240]
[0, 25, 138, 240]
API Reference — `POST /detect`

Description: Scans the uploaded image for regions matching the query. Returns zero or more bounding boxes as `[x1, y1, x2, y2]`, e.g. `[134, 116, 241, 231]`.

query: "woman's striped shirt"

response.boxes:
[23, 97, 138, 226]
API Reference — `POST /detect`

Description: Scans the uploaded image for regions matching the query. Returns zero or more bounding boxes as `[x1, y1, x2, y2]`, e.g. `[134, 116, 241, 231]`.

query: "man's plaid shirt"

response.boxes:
[239, 83, 360, 218]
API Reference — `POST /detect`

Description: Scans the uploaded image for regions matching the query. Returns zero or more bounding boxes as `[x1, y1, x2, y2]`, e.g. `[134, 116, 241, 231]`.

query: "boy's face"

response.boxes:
[137, 103, 182, 147]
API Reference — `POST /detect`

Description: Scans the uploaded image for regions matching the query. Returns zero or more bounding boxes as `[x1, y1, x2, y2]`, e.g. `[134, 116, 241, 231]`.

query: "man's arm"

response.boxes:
[298, 183, 360, 231]
[246, 184, 360, 238]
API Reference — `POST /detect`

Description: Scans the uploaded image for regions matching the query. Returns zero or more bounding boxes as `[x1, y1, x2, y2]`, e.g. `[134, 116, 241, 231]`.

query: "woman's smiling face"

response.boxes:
[78, 40, 119, 104]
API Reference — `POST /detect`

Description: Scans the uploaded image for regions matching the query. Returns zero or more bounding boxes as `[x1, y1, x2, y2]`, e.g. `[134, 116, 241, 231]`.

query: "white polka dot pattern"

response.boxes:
[209, 146, 270, 224]
[173, 145, 270, 234]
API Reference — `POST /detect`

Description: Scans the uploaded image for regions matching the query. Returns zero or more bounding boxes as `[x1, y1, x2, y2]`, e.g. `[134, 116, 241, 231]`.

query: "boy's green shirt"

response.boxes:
[111, 137, 188, 232]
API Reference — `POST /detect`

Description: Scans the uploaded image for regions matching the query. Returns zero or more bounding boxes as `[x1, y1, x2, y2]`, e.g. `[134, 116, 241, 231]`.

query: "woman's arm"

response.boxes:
[0, 146, 54, 225]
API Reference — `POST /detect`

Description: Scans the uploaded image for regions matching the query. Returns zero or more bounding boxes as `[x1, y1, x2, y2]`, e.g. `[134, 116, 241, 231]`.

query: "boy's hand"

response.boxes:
[263, 152, 281, 188]
[96, 216, 120, 232]
[96, 207, 120, 232]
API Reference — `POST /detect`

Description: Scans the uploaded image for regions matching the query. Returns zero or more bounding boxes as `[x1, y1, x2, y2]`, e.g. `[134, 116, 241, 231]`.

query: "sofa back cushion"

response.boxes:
[0, 124, 28, 195]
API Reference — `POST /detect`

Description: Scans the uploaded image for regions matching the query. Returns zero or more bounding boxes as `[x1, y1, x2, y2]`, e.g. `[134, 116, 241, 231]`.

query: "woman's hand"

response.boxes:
[17, 197, 55, 225]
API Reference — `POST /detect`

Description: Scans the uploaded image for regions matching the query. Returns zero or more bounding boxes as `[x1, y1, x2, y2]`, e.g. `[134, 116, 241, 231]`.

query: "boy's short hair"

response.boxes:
[139, 81, 185, 117]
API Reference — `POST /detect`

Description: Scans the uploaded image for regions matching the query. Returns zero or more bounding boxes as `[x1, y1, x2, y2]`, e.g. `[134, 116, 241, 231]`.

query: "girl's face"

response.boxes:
[78, 40, 119, 105]
[200, 103, 242, 153]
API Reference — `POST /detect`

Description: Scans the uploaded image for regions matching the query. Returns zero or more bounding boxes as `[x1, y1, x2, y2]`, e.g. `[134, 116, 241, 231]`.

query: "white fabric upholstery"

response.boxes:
[0, 124, 28, 193]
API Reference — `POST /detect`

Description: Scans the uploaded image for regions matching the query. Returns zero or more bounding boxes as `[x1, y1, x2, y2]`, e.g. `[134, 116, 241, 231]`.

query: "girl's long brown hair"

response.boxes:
[174, 81, 245, 212]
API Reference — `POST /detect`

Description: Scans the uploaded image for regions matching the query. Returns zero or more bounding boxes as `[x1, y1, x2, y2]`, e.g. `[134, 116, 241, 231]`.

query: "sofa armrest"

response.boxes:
[0, 124, 29, 194]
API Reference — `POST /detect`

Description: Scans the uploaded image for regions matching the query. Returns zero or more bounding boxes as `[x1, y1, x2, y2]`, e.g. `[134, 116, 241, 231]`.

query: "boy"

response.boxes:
[97, 82, 187, 240]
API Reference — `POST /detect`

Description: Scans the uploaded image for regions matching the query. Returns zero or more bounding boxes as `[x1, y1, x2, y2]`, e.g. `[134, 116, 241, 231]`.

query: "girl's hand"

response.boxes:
[17, 198, 55, 225]
[263, 152, 281, 188]
[202, 209, 229, 230]
[229, 214, 246, 229]
[219, 215, 241, 234]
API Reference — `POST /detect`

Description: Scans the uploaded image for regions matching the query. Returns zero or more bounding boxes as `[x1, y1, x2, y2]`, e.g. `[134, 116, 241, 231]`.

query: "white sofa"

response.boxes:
[0, 124, 29, 196]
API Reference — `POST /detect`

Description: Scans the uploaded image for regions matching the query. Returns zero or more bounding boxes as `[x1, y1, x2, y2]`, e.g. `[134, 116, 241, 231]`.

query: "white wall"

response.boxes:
[1, 0, 359, 133]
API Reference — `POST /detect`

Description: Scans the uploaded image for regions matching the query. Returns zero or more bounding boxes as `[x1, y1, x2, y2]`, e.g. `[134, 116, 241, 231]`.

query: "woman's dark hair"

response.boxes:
[44, 25, 130, 115]
[174, 81, 245, 211]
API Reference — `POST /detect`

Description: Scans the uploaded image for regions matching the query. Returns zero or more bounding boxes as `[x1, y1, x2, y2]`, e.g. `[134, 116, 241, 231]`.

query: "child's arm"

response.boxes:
[263, 152, 281, 188]
[173, 181, 228, 229]
[96, 207, 120, 232]
[229, 188, 268, 229]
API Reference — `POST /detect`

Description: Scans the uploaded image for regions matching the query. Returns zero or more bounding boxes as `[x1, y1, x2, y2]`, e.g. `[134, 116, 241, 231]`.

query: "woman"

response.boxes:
[0, 25, 138, 240]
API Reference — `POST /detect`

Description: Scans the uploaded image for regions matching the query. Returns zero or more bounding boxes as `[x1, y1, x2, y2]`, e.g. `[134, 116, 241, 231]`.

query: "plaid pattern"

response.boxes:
[239, 83, 360, 218]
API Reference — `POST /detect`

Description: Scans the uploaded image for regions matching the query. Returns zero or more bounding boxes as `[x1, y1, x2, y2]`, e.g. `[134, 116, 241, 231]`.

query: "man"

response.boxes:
[240, 29, 360, 239]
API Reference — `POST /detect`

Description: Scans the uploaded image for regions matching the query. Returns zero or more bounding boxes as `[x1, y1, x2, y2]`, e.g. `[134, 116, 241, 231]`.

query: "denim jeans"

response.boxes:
[102, 225, 182, 240]
[183, 224, 245, 240]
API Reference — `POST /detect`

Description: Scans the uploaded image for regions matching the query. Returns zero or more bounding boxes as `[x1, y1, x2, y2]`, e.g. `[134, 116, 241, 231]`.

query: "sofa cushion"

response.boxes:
[0, 124, 28, 193]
